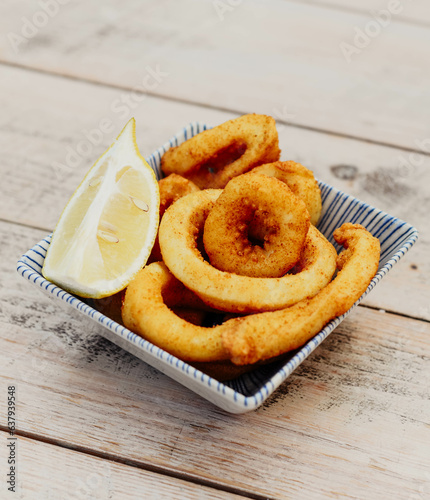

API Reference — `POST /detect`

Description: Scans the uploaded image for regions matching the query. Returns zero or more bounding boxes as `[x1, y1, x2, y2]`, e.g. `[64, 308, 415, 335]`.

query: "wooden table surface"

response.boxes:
[1, 1, 429, 498]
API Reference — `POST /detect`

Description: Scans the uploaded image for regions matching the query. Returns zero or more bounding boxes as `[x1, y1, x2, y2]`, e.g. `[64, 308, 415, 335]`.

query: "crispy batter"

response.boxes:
[158, 173, 200, 218]
[249, 161, 322, 226]
[158, 189, 337, 313]
[122, 114, 381, 380]
[149, 174, 200, 263]
[122, 261, 229, 362]
[161, 114, 280, 189]
[121, 261, 280, 379]
[203, 174, 310, 278]
[122, 224, 379, 372]
[221, 223, 380, 365]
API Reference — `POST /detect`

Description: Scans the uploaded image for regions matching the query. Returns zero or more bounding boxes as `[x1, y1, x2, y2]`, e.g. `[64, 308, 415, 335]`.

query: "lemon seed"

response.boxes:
[130, 196, 149, 212]
[97, 230, 119, 243]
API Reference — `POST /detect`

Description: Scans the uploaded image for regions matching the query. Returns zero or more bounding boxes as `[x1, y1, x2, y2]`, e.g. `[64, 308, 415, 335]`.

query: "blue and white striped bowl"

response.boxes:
[17, 123, 418, 413]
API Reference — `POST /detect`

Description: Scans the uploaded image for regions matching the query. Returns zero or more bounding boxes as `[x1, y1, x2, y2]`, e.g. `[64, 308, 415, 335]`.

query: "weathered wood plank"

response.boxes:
[0, 432, 248, 499]
[0, 64, 427, 319]
[0, 0, 429, 150]
[1, 221, 429, 499]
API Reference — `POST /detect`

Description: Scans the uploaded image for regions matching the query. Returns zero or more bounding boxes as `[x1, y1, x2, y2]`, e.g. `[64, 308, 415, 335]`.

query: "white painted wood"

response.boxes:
[294, 0, 430, 26]
[1, 221, 429, 499]
[0, 432, 247, 499]
[0, 64, 427, 319]
[1, 1, 429, 497]
[0, 0, 429, 150]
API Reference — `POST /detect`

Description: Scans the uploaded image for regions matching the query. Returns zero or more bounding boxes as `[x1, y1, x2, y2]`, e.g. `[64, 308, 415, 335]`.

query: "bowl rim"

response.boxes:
[16, 121, 419, 413]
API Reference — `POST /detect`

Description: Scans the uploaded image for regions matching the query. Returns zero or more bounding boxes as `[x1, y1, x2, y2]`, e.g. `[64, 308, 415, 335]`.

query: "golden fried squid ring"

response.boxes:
[222, 223, 381, 365]
[158, 190, 337, 313]
[158, 173, 200, 218]
[250, 161, 322, 226]
[122, 261, 230, 363]
[203, 174, 310, 278]
[149, 174, 200, 263]
[122, 224, 379, 372]
[122, 263, 273, 379]
[161, 114, 280, 189]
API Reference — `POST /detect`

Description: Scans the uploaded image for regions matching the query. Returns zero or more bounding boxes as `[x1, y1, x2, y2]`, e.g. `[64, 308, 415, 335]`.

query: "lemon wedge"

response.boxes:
[42, 118, 159, 298]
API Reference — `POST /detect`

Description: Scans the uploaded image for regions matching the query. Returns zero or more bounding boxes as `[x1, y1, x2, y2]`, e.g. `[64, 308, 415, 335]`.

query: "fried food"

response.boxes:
[122, 261, 230, 362]
[250, 161, 322, 226]
[203, 174, 310, 278]
[122, 261, 274, 379]
[161, 114, 280, 189]
[120, 113, 381, 381]
[158, 173, 200, 217]
[122, 224, 380, 372]
[158, 189, 337, 313]
[221, 223, 381, 365]
[149, 173, 200, 262]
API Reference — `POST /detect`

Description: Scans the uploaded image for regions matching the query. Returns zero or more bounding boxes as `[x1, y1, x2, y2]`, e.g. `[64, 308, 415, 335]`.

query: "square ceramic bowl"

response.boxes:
[17, 122, 418, 413]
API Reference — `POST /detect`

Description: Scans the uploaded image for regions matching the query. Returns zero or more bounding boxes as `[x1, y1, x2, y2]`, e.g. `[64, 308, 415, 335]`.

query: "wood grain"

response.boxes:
[295, 0, 430, 26]
[1, 0, 429, 150]
[0, 63, 428, 320]
[1, 221, 429, 499]
[0, 432, 248, 499]
[1, 2, 429, 498]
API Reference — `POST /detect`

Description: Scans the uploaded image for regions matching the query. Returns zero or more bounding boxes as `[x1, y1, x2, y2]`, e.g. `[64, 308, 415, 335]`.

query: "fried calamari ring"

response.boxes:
[158, 173, 200, 218]
[203, 174, 310, 278]
[122, 261, 230, 363]
[122, 262, 275, 379]
[161, 114, 280, 189]
[149, 174, 200, 263]
[250, 161, 322, 226]
[221, 223, 381, 365]
[159, 190, 337, 313]
[122, 224, 379, 374]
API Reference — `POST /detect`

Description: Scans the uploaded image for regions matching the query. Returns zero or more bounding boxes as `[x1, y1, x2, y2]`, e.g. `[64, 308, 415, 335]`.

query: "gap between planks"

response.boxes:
[0, 424, 272, 500]
[1, 59, 430, 159]
[0, 216, 53, 234]
[357, 303, 430, 325]
[2, 0, 429, 151]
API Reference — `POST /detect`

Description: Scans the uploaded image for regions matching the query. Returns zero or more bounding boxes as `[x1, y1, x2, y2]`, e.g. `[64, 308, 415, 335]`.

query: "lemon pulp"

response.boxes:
[42, 118, 159, 298]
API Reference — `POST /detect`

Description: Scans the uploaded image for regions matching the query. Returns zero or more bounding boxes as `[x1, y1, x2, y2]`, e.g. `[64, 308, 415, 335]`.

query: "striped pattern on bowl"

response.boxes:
[17, 122, 418, 413]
